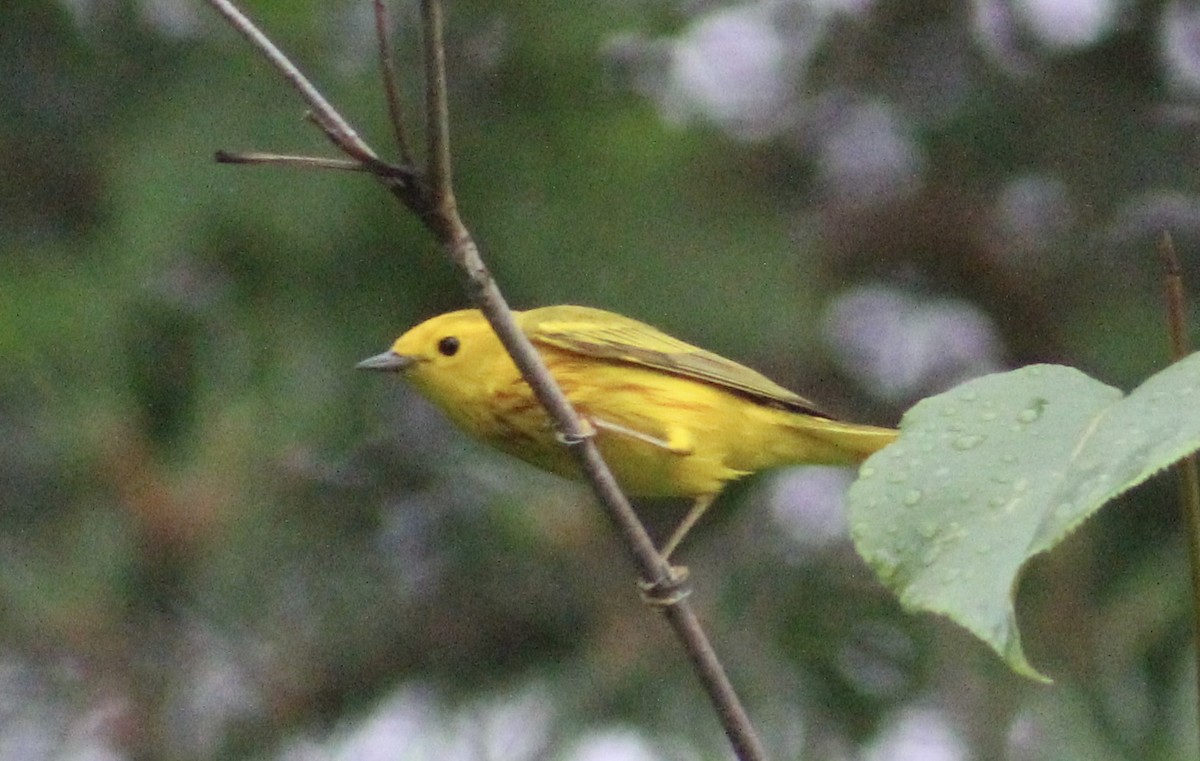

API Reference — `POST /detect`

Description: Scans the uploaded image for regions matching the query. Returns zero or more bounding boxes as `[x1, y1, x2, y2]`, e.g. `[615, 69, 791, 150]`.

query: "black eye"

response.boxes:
[437, 336, 460, 356]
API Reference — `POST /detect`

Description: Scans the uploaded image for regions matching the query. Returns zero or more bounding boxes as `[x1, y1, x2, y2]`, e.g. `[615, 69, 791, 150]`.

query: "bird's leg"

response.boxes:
[590, 417, 694, 455]
[659, 494, 715, 561]
[638, 496, 714, 607]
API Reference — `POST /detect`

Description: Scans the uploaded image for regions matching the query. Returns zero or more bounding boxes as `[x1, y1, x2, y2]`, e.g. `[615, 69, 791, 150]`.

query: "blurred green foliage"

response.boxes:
[4, 0, 1200, 759]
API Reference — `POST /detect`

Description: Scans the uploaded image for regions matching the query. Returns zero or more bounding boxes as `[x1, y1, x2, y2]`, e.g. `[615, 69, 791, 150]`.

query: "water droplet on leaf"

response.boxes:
[952, 434, 986, 450]
[1017, 398, 1047, 424]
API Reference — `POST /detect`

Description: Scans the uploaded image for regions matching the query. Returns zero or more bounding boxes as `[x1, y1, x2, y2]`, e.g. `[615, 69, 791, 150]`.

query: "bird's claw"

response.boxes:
[637, 565, 691, 607]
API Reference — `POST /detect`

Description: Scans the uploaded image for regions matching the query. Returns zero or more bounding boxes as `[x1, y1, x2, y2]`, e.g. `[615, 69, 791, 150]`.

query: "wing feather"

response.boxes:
[520, 305, 832, 418]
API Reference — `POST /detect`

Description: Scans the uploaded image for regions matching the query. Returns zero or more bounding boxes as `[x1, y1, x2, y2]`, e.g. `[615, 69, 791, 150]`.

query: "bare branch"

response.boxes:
[374, 0, 415, 167]
[1162, 233, 1191, 362]
[420, 0, 453, 208]
[1160, 231, 1200, 752]
[214, 150, 368, 172]
[303, 110, 380, 167]
[204, 1, 767, 758]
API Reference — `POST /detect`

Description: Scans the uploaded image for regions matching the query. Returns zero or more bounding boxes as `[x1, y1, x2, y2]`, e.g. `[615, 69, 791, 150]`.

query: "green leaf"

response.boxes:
[847, 355, 1200, 681]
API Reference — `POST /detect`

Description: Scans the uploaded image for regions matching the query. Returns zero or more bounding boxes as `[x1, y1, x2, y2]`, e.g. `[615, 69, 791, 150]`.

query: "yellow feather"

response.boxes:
[360, 305, 898, 552]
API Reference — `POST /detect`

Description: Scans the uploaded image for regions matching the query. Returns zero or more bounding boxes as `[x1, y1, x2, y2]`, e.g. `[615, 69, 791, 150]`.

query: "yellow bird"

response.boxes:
[358, 305, 897, 558]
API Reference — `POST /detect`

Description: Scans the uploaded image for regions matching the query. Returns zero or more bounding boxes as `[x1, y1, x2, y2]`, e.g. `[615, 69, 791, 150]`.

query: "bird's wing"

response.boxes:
[521, 305, 832, 418]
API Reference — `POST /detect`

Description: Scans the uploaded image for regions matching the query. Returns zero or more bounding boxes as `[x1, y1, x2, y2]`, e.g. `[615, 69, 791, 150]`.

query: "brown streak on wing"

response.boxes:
[521, 305, 833, 418]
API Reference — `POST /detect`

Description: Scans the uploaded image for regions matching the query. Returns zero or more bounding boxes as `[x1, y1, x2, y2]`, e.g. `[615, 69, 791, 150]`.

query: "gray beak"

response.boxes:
[356, 351, 416, 372]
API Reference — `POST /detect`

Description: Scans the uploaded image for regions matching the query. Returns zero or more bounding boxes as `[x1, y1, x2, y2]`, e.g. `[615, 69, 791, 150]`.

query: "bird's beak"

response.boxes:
[355, 351, 416, 373]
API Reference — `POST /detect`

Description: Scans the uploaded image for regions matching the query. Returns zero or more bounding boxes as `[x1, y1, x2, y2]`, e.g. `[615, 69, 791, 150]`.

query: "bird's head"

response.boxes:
[357, 308, 503, 406]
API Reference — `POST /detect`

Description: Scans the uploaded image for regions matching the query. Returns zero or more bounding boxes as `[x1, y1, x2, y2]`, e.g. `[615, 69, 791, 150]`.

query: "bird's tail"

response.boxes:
[782, 414, 899, 465]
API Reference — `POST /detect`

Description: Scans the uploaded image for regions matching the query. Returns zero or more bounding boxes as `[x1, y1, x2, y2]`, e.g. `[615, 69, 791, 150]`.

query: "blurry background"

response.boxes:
[4, 0, 1200, 758]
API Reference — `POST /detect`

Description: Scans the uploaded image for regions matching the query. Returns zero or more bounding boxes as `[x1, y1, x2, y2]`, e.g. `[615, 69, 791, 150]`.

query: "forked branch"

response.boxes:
[203, 1, 767, 758]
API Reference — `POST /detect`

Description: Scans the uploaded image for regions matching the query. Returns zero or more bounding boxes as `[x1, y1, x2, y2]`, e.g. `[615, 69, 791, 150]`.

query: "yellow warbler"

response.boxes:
[358, 305, 897, 557]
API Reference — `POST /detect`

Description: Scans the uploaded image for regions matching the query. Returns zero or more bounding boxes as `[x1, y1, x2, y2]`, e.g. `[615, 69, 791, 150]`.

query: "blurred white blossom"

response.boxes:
[973, 0, 1121, 69]
[1012, 0, 1121, 49]
[836, 621, 919, 699]
[664, 5, 795, 138]
[813, 97, 924, 207]
[566, 728, 685, 761]
[610, 2, 848, 140]
[824, 285, 1003, 403]
[991, 174, 1074, 265]
[278, 683, 554, 761]
[768, 467, 853, 553]
[864, 706, 967, 761]
[1162, 1, 1200, 92]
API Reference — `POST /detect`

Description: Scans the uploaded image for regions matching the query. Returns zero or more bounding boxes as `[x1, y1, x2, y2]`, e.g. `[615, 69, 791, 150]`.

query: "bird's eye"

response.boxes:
[437, 336, 460, 356]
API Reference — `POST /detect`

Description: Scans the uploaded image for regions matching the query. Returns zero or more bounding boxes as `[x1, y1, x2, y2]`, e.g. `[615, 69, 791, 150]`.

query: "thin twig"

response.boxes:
[215, 150, 368, 172]
[204, 1, 768, 758]
[420, 0, 453, 208]
[373, 0, 415, 167]
[1160, 231, 1200, 748]
[304, 110, 388, 170]
[1163, 233, 1192, 359]
[217, 148, 412, 185]
[206, 0, 377, 161]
